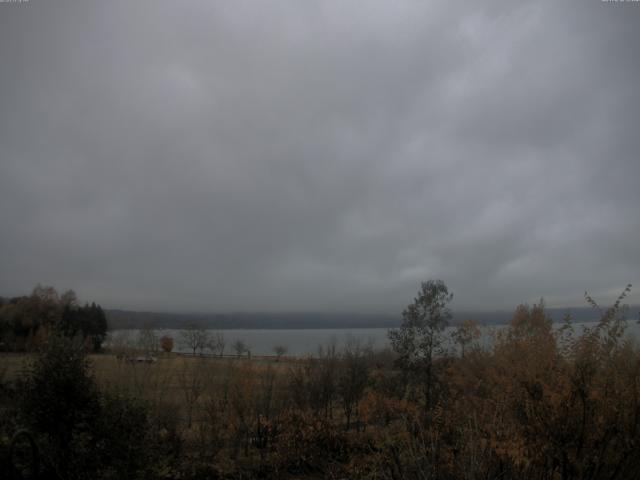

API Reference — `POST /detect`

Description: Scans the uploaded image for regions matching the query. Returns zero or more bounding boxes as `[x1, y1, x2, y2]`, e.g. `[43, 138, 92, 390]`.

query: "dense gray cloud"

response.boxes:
[1, 0, 638, 313]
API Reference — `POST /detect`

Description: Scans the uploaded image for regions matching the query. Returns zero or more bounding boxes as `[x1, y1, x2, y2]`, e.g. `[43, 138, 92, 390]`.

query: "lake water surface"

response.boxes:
[110, 320, 640, 356]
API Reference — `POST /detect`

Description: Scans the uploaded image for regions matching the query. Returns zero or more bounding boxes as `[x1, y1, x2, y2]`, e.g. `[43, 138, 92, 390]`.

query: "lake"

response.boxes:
[110, 328, 391, 356]
[109, 320, 640, 356]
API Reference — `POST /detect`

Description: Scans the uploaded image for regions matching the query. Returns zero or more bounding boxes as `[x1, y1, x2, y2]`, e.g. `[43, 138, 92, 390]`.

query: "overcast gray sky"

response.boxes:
[1, 0, 638, 314]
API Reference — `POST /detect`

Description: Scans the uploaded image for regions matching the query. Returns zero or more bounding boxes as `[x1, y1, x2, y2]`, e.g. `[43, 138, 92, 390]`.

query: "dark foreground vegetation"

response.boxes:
[1, 281, 639, 479]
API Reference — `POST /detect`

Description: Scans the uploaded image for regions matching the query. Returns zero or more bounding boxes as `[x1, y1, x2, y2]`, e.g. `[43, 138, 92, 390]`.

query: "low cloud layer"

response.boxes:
[1, 1, 638, 313]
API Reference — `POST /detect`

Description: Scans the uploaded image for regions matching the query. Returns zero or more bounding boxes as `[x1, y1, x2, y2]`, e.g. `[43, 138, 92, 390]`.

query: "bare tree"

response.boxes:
[180, 324, 210, 355]
[273, 344, 287, 361]
[60, 289, 78, 308]
[137, 325, 158, 356]
[207, 331, 226, 356]
[233, 340, 247, 357]
[109, 330, 133, 361]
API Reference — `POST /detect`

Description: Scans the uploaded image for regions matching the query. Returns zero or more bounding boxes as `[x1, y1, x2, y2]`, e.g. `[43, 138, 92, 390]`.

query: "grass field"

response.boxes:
[1, 351, 299, 431]
[1, 352, 294, 380]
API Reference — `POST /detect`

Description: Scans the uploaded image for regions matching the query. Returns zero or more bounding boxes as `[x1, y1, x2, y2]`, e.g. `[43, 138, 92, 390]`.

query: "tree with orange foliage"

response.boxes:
[160, 335, 174, 353]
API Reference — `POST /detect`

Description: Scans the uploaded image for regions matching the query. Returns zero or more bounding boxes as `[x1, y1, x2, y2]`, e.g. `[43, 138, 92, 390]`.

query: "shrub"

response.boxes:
[160, 335, 174, 353]
[17, 334, 167, 479]
[18, 334, 101, 478]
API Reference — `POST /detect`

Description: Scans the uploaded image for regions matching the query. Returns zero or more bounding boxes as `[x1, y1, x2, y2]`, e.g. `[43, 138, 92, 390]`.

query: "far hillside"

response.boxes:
[103, 306, 633, 330]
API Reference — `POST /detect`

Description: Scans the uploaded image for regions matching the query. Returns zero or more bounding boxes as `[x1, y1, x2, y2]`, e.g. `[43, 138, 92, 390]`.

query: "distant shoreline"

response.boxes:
[106, 306, 638, 330]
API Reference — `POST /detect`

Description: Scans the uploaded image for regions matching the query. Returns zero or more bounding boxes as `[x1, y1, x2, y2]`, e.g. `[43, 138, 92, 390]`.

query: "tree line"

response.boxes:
[0, 284, 108, 352]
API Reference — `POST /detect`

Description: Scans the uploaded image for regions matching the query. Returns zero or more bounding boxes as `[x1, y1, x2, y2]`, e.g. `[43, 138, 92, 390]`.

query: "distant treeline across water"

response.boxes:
[105, 306, 631, 330]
